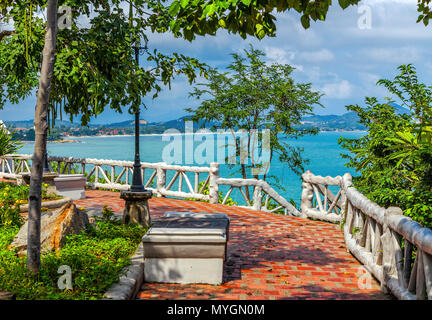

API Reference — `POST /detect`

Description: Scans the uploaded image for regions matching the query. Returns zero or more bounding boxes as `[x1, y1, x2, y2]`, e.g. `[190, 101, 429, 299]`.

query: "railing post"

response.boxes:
[301, 170, 314, 216]
[209, 162, 219, 204]
[381, 206, 403, 294]
[93, 165, 99, 190]
[252, 185, 263, 211]
[156, 164, 166, 197]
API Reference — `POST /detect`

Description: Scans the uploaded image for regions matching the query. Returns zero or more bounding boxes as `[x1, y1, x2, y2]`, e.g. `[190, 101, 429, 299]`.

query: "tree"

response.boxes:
[26, 0, 59, 274]
[186, 45, 322, 199]
[0, 124, 22, 157]
[0, 0, 207, 273]
[339, 65, 432, 228]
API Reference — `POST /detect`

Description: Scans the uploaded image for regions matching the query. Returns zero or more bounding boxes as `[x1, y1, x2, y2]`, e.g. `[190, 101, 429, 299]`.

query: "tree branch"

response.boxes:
[0, 30, 14, 41]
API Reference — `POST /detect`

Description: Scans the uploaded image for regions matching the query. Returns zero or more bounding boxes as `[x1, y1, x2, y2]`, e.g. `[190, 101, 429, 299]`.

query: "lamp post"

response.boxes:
[120, 39, 152, 228]
[43, 151, 50, 172]
[130, 45, 146, 192]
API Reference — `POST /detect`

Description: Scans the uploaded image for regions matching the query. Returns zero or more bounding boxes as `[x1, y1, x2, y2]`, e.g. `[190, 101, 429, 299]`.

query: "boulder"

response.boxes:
[9, 202, 89, 255]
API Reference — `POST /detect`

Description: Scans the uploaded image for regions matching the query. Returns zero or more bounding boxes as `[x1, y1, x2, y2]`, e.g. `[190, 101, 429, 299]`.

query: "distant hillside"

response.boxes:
[4, 119, 80, 129]
[299, 111, 364, 131]
[105, 119, 148, 128]
[299, 103, 409, 131]
[4, 103, 410, 133]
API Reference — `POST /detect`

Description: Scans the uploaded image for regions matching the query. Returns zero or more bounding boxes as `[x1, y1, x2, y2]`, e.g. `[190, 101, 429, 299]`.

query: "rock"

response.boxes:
[0, 292, 15, 300]
[9, 202, 89, 255]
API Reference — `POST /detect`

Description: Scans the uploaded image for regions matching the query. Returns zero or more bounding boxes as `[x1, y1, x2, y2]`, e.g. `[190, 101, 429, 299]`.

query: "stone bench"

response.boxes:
[142, 212, 230, 285]
[54, 174, 86, 200]
[163, 211, 230, 241]
[20, 172, 59, 196]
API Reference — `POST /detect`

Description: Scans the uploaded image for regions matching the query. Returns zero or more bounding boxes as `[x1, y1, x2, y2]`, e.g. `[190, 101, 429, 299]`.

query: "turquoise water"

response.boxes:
[18, 131, 364, 206]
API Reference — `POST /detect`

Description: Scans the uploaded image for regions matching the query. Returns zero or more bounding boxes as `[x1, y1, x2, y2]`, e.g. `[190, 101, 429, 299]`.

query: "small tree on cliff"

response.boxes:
[186, 45, 322, 199]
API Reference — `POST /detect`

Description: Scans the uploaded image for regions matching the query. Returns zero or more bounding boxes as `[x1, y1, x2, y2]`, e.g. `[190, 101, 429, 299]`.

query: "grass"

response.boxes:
[0, 207, 147, 300]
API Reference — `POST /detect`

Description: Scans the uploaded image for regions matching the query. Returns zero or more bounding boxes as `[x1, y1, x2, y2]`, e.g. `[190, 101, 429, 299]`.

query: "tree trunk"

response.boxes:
[27, 0, 58, 274]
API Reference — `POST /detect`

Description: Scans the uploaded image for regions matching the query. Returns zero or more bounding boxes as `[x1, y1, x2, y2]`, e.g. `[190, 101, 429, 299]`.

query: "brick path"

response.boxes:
[75, 190, 392, 300]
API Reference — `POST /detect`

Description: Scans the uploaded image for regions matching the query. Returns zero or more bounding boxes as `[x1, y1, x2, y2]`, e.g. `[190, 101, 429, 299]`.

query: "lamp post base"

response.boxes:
[120, 190, 152, 228]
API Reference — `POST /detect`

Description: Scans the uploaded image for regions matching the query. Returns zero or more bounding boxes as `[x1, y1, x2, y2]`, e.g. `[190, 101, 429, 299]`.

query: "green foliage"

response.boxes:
[0, 182, 61, 227]
[417, 0, 432, 26]
[150, 0, 361, 41]
[0, 126, 22, 156]
[339, 64, 432, 228]
[0, 184, 23, 227]
[0, 208, 146, 300]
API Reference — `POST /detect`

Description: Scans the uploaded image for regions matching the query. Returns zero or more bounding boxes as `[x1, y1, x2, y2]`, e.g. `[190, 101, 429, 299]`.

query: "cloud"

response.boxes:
[321, 80, 354, 99]
[263, 46, 303, 71]
[299, 49, 334, 62]
[362, 47, 422, 64]
[264, 46, 295, 65]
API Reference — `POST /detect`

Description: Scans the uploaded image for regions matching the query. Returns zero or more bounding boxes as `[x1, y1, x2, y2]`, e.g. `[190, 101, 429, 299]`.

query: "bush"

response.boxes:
[0, 183, 61, 227]
[339, 64, 432, 228]
[0, 183, 25, 227]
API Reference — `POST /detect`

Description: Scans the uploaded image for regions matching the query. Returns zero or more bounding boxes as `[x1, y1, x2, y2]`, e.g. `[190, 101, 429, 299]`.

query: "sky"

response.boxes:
[1, 0, 431, 125]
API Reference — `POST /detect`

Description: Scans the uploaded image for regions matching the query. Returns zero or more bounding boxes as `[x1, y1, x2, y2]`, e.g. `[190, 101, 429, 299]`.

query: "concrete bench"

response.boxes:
[142, 212, 230, 285]
[54, 174, 86, 200]
[163, 211, 230, 241]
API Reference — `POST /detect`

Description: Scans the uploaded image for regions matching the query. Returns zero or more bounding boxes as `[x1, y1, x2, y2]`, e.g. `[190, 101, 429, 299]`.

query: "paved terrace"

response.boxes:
[75, 190, 392, 300]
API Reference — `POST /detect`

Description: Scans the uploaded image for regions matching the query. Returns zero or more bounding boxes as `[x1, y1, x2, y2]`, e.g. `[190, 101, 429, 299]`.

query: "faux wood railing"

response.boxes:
[0, 154, 302, 216]
[302, 170, 432, 300]
[216, 178, 302, 217]
[0, 154, 215, 202]
[301, 170, 344, 223]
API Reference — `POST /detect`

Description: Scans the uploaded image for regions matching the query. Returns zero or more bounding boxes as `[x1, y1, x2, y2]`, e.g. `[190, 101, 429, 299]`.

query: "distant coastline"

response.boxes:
[18, 129, 367, 143]
[65, 129, 367, 139]
[21, 139, 82, 143]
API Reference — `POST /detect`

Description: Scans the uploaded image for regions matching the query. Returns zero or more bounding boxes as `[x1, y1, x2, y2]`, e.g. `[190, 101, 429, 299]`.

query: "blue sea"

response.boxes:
[18, 131, 364, 206]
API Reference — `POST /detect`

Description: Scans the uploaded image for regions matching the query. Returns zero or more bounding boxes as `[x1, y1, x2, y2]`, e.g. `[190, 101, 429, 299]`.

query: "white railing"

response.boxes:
[4, 154, 429, 299]
[0, 155, 302, 216]
[216, 178, 302, 217]
[0, 155, 32, 179]
[0, 154, 215, 202]
[302, 170, 432, 300]
[301, 170, 344, 223]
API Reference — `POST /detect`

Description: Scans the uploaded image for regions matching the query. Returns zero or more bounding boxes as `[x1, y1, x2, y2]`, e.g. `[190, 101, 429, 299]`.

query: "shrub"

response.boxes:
[339, 65, 432, 228]
[0, 184, 25, 227]
[0, 183, 62, 227]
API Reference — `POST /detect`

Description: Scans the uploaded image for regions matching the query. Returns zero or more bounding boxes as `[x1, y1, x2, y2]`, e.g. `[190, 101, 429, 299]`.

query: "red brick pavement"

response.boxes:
[74, 190, 392, 300]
